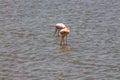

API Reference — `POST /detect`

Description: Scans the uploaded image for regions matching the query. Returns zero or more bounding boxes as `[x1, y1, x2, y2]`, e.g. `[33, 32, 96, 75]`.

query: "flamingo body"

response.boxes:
[56, 23, 66, 29]
[53, 23, 66, 36]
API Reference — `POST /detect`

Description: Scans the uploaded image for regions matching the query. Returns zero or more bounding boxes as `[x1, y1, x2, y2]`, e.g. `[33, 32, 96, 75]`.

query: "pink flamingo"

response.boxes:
[60, 27, 70, 46]
[53, 23, 66, 37]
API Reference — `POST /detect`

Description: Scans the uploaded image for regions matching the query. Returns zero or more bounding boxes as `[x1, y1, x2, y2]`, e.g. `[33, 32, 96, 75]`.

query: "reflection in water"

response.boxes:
[60, 45, 71, 53]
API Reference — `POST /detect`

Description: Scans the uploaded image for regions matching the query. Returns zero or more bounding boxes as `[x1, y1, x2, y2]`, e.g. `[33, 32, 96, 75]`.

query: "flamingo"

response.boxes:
[53, 23, 66, 37]
[60, 27, 70, 46]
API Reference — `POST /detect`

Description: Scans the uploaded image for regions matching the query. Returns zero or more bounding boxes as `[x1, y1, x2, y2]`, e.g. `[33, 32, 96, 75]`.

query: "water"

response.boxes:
[0, 0, 120, 80]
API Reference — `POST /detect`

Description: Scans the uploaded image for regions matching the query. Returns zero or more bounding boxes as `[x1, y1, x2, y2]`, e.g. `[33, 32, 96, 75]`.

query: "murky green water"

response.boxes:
[0, 0, 120, 80]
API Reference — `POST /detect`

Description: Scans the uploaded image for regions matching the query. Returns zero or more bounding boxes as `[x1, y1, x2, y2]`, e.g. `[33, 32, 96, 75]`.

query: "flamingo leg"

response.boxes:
[60, 36, 64, 46]
[63, 36, 65, 45]
[58, 30, 60, 37]
[53, 29, 57, 36]
[66, 35, 67, 45]
[60, 36, 62, 45]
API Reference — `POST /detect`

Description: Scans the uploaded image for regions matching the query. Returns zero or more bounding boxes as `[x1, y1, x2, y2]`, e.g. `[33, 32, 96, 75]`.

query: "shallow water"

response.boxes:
[0, 0, 120, 80]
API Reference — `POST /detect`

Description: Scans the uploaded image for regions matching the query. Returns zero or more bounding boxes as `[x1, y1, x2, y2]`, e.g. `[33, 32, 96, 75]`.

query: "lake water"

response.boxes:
[0, 0, 120, 80]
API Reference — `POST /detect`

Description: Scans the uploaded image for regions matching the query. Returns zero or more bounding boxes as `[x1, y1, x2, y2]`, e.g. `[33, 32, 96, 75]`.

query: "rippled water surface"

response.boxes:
[0, 0, 120, 80]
